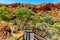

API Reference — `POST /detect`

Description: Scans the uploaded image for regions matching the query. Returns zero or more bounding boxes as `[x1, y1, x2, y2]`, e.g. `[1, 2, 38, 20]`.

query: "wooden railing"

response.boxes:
[33, 27, 47, 40]
[23, 27, 48, 40]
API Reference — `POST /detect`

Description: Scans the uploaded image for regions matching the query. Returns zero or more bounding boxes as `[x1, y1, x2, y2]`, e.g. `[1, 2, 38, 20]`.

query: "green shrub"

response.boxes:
[40, 13, 54, 25]
[15, 7, 33, 19]
[0, 6, 14, 21]
[52, 22, 60, 29]
[14, 7, 34, 30]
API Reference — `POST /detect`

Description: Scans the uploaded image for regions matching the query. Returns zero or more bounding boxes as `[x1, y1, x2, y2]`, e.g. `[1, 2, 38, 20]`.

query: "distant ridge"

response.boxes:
[0, 2, 60, 10]
[0, 2, 60, 17]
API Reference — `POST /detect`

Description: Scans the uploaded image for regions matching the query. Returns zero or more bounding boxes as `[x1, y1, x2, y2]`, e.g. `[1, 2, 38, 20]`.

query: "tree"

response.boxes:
[15, 7, 33, 19]
[15, 7, 34, 30]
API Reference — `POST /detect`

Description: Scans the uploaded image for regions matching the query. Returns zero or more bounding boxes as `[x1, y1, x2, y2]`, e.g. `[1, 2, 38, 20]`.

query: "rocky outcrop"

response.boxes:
[55, 2, 60, 9]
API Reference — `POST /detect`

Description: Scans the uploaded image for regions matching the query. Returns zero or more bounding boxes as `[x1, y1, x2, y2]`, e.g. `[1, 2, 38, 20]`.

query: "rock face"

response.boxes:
[55, 2, 60, 9]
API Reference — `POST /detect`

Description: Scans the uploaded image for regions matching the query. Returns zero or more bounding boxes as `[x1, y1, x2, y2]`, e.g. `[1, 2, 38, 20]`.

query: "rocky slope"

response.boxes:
[0, 3, 60, 11]
[0, 2, 60, 17]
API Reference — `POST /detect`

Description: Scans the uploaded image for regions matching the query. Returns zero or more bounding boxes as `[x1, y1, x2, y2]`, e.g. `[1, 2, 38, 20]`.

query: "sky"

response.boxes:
[0, 0, 60, 4]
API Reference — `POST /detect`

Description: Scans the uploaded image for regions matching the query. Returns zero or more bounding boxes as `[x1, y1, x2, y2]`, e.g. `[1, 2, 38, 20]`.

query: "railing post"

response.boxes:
[26, 32, 30, 40]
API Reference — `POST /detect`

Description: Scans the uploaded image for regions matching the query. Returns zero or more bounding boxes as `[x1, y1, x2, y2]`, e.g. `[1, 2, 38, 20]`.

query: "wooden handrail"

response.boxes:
[33, 27, 47, 40]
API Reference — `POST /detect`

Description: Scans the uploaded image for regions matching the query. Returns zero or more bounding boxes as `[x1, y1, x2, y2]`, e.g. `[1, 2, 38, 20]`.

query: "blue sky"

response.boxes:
[0, 0, 60, 4]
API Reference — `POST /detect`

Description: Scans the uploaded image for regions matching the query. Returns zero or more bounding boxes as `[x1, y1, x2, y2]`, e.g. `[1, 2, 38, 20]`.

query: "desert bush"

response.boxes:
[0, 6, 14, 21]
[14, 7, 34, 30]
[40, 13, 54, 25]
